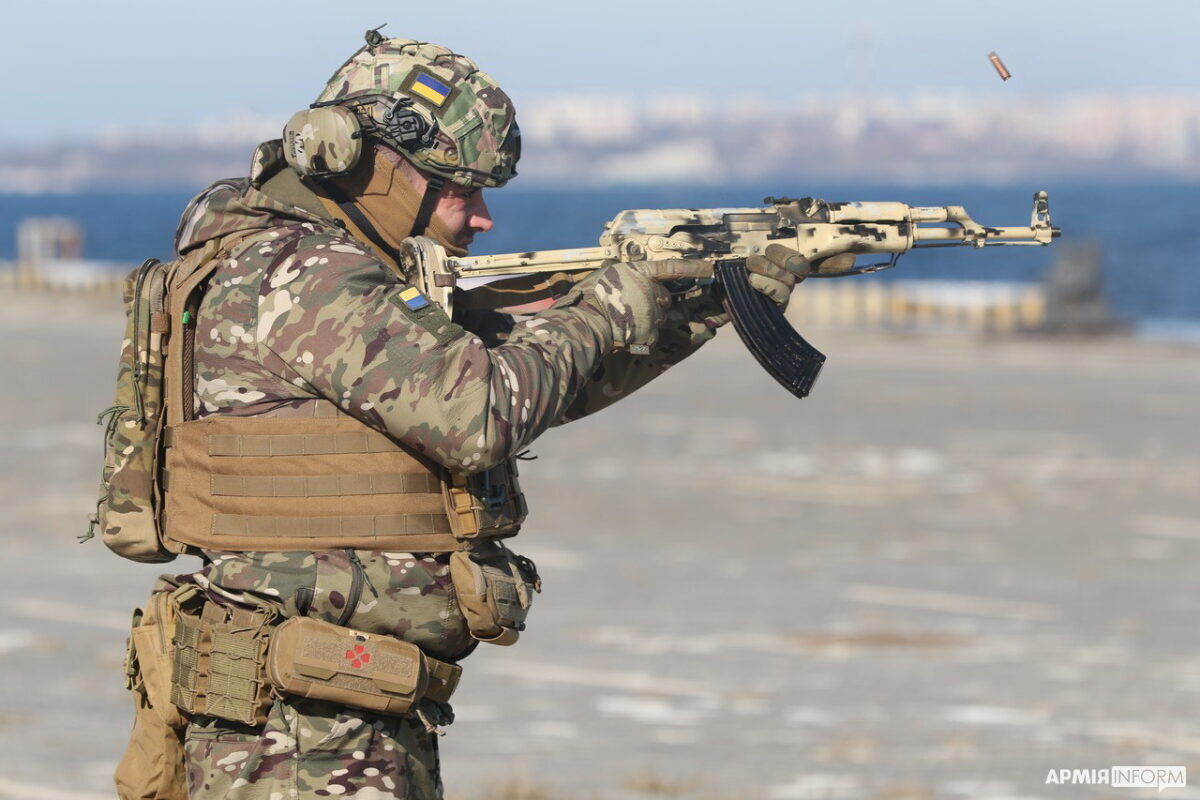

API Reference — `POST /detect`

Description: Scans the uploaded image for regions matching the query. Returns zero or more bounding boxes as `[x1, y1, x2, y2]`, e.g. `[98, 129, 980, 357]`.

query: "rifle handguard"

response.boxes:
[714, 259, 826, 399]
[416, 191, 1059, 401]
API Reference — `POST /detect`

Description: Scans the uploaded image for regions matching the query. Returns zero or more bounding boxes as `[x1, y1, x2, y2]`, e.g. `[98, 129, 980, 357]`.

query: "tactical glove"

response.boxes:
[746, 244, 810, 310]
[575, 258, 713, 355]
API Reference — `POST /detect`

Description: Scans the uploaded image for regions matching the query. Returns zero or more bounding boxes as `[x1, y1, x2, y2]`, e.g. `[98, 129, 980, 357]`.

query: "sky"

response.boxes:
[2, 0, 1199, 144]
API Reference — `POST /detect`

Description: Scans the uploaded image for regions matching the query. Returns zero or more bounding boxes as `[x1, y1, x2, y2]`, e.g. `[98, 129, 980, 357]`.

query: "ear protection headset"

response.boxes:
[282, 95, 446, 242]
[282, 95, 439, 179]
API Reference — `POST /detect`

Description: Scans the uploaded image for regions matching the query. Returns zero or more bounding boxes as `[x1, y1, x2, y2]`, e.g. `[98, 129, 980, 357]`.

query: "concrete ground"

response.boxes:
[0, 291, 1197, 799]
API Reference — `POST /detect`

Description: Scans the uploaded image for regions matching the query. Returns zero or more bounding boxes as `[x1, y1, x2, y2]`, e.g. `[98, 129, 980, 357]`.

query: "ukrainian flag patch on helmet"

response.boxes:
[404, 69, 454, 108]
[398, 286, 431, 310]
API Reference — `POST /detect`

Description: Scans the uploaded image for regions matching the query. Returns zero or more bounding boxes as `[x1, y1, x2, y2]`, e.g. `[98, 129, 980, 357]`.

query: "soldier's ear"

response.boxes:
[282, 105, 364, 178]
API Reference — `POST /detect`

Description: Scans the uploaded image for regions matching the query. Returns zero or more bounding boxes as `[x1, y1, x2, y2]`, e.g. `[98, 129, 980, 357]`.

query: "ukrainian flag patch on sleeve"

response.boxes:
[404, 69, 454, 108]
[398, 286, 431, 310]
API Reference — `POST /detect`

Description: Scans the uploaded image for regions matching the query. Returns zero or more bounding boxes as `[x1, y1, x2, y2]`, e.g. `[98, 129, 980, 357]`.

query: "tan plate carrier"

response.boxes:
[158, 236, 527, 555]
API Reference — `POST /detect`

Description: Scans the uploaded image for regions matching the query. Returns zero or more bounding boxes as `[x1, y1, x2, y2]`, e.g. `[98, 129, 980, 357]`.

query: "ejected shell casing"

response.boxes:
[988, 51, 1011, 81]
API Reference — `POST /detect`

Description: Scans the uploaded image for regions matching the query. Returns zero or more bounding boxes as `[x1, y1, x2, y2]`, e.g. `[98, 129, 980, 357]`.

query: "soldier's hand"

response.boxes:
[579, 258, 712, 355]
[746, 244, 810, 310]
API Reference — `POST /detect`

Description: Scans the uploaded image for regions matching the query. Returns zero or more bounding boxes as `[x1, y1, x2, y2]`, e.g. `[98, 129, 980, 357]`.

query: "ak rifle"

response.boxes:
[400, 191, 1060, 399]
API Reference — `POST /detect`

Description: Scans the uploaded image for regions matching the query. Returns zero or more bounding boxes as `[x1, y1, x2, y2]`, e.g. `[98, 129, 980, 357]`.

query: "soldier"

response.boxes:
[116, 31, 809, 800]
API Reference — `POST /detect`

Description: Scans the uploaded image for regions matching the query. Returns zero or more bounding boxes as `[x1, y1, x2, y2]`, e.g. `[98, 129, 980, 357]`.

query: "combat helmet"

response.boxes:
[283, 28, 520, 191]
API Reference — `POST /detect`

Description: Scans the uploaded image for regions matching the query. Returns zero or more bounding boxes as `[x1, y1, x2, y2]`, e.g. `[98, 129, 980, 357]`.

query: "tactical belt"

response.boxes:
[170, 602, 461, 725]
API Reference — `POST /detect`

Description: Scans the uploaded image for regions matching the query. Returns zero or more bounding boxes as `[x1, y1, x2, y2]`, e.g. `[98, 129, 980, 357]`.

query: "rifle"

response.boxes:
[400, 191, 1060, 399]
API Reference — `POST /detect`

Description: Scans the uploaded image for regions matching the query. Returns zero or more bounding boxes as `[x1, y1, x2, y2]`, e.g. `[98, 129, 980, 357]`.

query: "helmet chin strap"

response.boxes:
[408, 174, 445, 238]
[312, 173, 447, 267]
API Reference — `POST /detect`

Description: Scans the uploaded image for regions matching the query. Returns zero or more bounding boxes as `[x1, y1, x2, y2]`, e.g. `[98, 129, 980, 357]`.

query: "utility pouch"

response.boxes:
[170, 596, 275, 726]
[133, 587, 189, 731]
[115, 582, 191, 800]
[449, 540, 540, 646]
[443, 460, 528, 541]
[265, 617, 459, 716]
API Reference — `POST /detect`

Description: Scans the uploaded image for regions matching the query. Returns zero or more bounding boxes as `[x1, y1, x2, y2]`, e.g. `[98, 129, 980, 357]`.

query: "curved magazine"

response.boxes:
[714, 259, 826, 399]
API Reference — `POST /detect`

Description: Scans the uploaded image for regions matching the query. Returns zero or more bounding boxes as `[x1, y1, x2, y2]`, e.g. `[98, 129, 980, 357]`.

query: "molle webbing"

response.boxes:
[210, 512, 452, 539]
[170, 599, 274, 726]
[209, 473, 442, 498]
[161, 413, 471, 553]
[204, 429, 401, 457]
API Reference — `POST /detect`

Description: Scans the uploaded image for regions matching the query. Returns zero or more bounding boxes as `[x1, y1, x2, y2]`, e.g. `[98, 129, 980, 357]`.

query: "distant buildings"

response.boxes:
[2, 93, 1199, 192]
[1, 218, 126, 288]
[17, 218, 83, 263]
[517, 92, 1200, 185]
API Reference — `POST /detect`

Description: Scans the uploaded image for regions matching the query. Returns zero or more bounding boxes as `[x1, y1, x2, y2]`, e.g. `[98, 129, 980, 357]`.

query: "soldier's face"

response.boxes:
[435, 183, 493, 250]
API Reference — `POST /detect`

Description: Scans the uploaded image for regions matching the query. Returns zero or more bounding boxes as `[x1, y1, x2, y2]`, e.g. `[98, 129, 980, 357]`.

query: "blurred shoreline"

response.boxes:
[2, 182, 1199, 325]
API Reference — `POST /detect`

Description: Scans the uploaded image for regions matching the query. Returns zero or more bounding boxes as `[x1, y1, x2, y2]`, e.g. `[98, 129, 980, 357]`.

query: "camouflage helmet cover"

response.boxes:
[316, 35, 520, 189]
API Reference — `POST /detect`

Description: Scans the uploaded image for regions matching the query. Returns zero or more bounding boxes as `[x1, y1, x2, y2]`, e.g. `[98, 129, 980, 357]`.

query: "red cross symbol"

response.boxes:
[344, 643, 372, 669]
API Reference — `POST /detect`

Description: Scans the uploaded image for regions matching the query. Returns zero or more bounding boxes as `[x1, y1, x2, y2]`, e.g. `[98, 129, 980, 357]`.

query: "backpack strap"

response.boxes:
[165, 233, 256, 427]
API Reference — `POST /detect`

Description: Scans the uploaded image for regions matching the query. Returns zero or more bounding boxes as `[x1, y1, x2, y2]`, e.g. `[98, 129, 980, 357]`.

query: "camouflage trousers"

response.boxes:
[184, 697, 443, 799]
[178, 549, 471, 799]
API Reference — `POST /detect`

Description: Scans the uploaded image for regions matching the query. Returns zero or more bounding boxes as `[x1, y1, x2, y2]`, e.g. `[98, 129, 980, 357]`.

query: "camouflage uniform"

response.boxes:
[169, 138, 729, 799]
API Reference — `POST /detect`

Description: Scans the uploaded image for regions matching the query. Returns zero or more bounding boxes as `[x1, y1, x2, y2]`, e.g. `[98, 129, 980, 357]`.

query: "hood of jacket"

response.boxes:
[175, 141, 332, 256]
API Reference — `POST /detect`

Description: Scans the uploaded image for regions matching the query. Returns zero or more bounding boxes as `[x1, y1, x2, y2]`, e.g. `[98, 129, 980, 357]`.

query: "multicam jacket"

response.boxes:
[178, 142, 728, 468]
[173, 142, 728, 660]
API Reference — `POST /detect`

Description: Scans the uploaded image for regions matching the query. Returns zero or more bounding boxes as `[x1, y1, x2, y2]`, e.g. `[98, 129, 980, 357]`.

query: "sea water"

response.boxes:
[1, 182, 1196, 327]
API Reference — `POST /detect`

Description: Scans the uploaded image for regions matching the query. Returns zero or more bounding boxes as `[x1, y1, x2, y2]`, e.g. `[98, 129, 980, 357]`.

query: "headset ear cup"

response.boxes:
[282, 105, 363, 177]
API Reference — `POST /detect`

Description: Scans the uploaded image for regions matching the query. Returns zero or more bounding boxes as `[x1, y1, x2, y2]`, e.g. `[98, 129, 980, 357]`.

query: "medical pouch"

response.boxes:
[265, 617, 430, 716]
